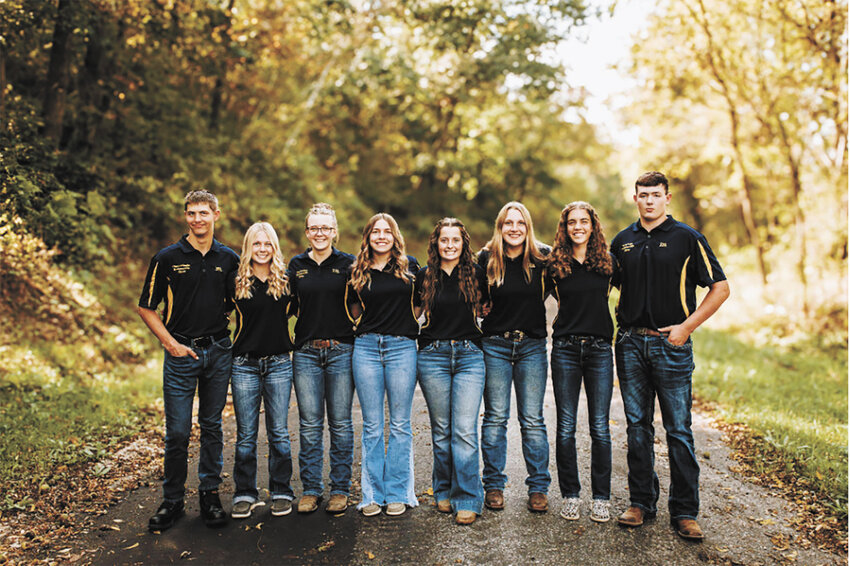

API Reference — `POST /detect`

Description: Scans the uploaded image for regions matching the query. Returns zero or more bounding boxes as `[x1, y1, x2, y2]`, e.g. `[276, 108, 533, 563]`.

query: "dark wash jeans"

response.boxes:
[162, 336, 232, 503]
[615, 329, 699, 520]
[550, 336, 613, 500]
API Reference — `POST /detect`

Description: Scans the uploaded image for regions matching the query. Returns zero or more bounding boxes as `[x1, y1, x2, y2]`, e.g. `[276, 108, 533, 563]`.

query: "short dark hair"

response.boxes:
[635, 171, 669, 193]
[184, 190, 219, 211]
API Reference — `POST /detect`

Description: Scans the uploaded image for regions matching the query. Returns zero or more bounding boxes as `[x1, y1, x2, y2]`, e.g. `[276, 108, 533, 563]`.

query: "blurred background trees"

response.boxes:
[0, 0, 846, 331]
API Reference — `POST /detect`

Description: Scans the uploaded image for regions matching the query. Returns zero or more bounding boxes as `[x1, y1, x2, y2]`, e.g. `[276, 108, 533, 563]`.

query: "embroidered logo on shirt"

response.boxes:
[172, 264, 191, 274]
[296, 269, 309, 278]
[332, 268, 341, 274]
[215, 266, 223, 272]
[621, 243, 635, 252]
[658, 242, 667, 248]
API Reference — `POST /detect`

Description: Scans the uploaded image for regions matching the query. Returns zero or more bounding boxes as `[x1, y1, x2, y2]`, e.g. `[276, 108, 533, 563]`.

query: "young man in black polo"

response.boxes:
[611, 171, 730, 540]
[138, 190, 239, 532]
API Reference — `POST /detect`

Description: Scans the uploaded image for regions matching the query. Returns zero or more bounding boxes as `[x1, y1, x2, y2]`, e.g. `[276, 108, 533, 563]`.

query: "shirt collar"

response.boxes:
[178, 234, 222, 254]
[632, 215, 676, 234]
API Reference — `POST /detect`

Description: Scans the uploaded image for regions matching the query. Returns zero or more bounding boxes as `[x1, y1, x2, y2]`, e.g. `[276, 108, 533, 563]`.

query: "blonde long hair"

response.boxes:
[235, 222, 289, 300]
[350, 213, 412, 292]
[482, 202, 545, 286]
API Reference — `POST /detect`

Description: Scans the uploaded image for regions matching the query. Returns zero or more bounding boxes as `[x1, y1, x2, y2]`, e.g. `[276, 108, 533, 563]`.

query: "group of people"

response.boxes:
[137, 171, 729, 541]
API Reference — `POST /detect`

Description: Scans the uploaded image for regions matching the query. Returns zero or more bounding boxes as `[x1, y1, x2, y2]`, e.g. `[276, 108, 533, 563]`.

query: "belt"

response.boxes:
[567, 335, 599, 343]
[240, 352, 285, 361]
[307, 339, 340, 349]
[173, 330, 229, 348]
[628, 327, 662, 337]
[500, 330, 527, 342]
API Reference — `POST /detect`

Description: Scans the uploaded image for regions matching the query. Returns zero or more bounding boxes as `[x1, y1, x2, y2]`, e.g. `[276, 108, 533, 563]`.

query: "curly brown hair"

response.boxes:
[420, 218, 481, 318]
[349, 213, 412, 292]
[548, 201, 613, 278]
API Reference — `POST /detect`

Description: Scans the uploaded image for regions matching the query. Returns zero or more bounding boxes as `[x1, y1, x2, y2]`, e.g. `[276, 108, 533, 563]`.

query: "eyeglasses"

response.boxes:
[307, 226, 334, 235]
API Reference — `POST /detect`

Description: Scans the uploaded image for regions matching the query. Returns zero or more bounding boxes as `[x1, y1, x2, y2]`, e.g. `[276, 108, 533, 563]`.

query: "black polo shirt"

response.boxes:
[287, 248, 357, 348]
[138, 235, 239, 338]
[414, 263, 488, 348]
[610, 216, 726, 330]
[229, 276, 295, 356]
[550, 254, 617, 341]
[477, 245, 551, 339]
[350, 256, 420, 338]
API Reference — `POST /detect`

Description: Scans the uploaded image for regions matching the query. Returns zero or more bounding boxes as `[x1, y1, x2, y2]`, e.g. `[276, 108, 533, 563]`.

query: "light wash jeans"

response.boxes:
[353, 333, 418, 509]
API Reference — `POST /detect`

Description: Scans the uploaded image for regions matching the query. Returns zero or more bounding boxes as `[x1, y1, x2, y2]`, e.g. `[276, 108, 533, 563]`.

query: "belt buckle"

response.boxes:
[312, 339, 334, 349]
[192, 336, 212, 348]
[504, 330, 524, 342]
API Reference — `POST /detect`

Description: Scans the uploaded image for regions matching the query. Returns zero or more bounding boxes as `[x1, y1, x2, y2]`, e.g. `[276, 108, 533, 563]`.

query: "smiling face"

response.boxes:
[305, 212, 336, 253]
[369, 218, 394, 256]
[185, 202, 219, 239]
[634, 184, 671, 224]
[250, 229, 273, 266]
[500, 207, 527, 251]
[566, 207, 592, 247]
[438, 226, 463, 264]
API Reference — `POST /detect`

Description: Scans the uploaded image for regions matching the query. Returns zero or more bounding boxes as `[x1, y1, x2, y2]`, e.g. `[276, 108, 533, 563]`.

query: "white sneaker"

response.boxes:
[560, 497, 580, 520]
[590, 500, 610, 523]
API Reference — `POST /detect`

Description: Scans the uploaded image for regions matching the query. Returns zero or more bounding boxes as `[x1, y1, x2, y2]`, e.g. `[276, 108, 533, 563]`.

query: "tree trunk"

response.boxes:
[777, 120, 810, 317]
[209, 0, 235, 131]
[0, 41, 6, 132]
[72, 13, 107, 154]
[43, 0, 75, 145]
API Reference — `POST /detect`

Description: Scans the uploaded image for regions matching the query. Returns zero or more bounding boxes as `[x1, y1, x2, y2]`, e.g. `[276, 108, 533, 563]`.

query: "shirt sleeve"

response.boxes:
[609, 252, 621, 289]
[138, 255, 166, 310]
[693, 235, 726, 287]
[413, 267, 426, 308]
[475, 264, 489, 304]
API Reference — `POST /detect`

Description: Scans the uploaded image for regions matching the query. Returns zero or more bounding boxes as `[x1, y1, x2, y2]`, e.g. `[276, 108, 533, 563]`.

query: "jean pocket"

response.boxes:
[213, 336, 233, 351]
[615, 330, 629, 345]
[233, 355, 247, 366]
[662, 336, 692, 351]
[420, 342, 438, 353]
[592, 338, 612, 350]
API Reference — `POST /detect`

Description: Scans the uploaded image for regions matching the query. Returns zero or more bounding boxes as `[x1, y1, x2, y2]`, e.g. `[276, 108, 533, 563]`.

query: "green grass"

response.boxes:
[0, 325, 161, 511]
[693, 328, 848, 516]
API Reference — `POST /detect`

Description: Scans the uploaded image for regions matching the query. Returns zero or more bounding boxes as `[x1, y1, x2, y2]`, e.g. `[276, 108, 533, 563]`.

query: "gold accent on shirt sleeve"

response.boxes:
[147, 262, 158, 307]
[697, 241, 714, 280]
[233, 302, 244, 345]
[165, 285, 174, 325]
[680, 256, 691, 317]
[344, 284, 356, 324]
[409, 284, 417, 324]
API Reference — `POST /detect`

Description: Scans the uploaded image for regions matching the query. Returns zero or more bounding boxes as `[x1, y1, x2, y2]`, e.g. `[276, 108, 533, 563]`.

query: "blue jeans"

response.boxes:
[551, 336, 613, 500]
[353, 334, 418, 508]
[162, 336, 232, 503]
[481, 336, 550, 494]
[293, 342, 355, 497]
[231, 354, 294, 503]
[417, 340, 486, 514]
[615, 329, 699, 520]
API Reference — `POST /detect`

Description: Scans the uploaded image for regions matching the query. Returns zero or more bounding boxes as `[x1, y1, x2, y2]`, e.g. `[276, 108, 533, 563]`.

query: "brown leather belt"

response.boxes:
[308, 339, 340, 349]
[629, 327, 662, 337]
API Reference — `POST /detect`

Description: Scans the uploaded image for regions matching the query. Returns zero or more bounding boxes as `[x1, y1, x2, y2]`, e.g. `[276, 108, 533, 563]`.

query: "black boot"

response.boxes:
[148, 500, 184, 532]
[199, 489, 228, 528]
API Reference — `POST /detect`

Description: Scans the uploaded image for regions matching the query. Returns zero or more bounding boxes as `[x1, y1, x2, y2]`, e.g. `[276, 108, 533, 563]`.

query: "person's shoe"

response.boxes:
[199, 490, 228, 528]
[385, 503, 406, 516]
[484, 490, 504, 510]
[618, 506, 648, 527]
[298, 495, 320, 513]
[148, 500, 184, 532]
[325, 494, 349, 514]
[360, 503, 382, 517]
[559, 497, 580, 520]
[231, 499, 264, 519]
[455, 510, 476, 525]
[590, 500, 610, 523]
[672, 518, 705, 540]
[527, 492, 548, 513]
[270, 498, 293, 516]
[436, 499, 452, 514]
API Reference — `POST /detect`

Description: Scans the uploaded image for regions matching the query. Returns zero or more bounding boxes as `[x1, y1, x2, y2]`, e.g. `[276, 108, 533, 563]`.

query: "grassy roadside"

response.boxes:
[692, 328, 848, 527]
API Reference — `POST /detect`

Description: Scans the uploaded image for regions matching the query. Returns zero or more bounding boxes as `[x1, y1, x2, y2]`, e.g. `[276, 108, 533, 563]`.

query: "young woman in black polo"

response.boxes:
[477, 201, 552, 513]
[548, 201, 617, 523]
[288, 203, 357, 515]
[349, 213, 420, 517]
[228, 222, 295, 519]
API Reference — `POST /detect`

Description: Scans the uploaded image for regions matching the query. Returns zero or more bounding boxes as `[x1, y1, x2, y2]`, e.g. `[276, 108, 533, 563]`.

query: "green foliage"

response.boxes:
[693, 328, 849, 516]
